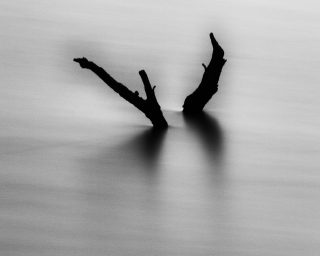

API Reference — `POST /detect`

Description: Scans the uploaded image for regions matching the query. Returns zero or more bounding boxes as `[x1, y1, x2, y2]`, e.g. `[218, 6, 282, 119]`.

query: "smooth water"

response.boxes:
[1, 1, 320, 255]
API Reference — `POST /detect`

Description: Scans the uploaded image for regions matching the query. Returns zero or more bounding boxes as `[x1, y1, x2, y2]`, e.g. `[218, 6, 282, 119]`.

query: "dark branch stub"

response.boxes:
[73, 57, 168, 129]
[183, 33, 226, 113]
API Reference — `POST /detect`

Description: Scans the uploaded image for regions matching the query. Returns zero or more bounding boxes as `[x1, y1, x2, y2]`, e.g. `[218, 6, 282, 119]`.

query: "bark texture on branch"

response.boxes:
[183, 33, 226, 113]
[73, 57, 168, 129]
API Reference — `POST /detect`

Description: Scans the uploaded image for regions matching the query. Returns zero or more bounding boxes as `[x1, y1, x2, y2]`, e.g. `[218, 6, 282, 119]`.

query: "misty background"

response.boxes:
[1, 0, 320, 255]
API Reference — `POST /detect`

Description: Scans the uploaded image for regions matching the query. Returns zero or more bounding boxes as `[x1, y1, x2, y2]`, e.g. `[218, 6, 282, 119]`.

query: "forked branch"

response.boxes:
[73, 57, 168, 129]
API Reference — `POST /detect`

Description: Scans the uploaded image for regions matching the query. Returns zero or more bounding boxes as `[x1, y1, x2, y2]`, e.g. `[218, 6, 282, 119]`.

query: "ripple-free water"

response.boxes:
[1, 1, 320, 255]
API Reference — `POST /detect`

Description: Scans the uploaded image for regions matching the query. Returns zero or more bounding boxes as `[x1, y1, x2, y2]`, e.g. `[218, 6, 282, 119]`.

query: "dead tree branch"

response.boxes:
[73, 57, 168, 129]
[183, 33, 226, 113]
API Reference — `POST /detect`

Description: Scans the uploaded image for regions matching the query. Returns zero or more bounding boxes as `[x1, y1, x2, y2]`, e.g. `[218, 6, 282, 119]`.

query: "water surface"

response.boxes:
[1, 1, 320, 255]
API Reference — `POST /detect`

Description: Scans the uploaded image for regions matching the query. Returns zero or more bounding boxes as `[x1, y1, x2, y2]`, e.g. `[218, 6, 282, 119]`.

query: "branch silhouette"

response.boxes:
[73, 57, 168, 129]
[183, 33, 226, 113]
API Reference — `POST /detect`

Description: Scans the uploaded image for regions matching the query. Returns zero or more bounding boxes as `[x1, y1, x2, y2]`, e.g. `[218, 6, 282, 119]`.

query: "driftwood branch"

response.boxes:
[73, 57, 168, 129]
[183, 33, 226, 113]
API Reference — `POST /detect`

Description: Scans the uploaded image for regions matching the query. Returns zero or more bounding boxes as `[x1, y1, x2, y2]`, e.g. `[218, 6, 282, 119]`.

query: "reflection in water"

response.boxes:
[118, 128, 168, 170]
[76, 126, 168, 188]
[183, 112, 224, 169]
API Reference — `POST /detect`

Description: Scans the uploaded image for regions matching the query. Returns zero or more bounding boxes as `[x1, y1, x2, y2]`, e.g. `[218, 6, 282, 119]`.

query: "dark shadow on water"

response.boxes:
[78, 127, 168, 186]
[119, 128, 168, 171]
[183, 112, 224, 168]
